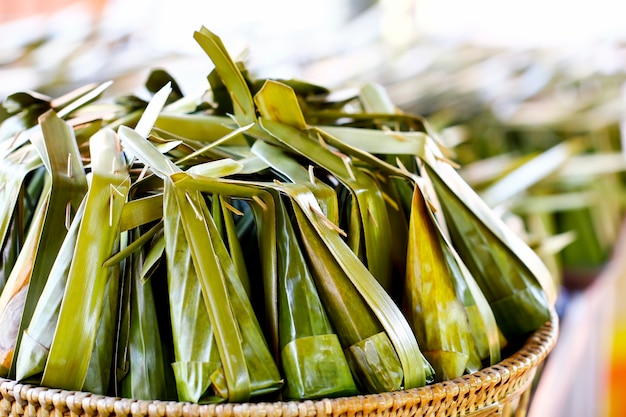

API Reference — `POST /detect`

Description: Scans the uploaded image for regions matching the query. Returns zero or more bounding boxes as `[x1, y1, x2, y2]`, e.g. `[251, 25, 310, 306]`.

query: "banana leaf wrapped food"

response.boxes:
[0, 27, 556, 401]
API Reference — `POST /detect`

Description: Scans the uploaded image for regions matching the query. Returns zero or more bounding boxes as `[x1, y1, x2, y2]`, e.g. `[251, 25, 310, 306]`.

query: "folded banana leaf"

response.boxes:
[441, 243, 502, 365]
[193, 129, 429, 394]
[0, 215, 20, 296]
[274, 193, 357, 399]
[0, 144, 43, 293]
[163, 184, 223, 403]
[253, 141, 409, 392]
[41, 128, 130, 391]
[169, 170, 278, 361]
[317, 82, 553, 340]
[421, 143, 553, 339]
[256, 81, 393, 293]
[307, 126, 501, 367]
[8, 110, 88, 378]
[83, 254, 121, 394]
[214, 196, 252, 299]
[251, 140, 339, 224]
[14, 197, 85, 382]
[121, 125, 282, 402]
[167, 177, 283, 402]
[0, 195, 47, 376]
[119, 228, 177, 401]
[193, 27, 256, 127]
[404, 184, 481, 381]
[154, 113, 240, 145]
[0, 108, 89, 377]
[121, 120, 231, 403]
[290, 199, 403, 393]
[269, 180, 433, 391]
[0, 96, 49, 146]
[192, 27, 285, 150]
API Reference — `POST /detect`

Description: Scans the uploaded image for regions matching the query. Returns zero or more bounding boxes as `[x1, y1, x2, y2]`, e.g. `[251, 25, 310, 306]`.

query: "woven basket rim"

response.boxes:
[0, 311, 558, 417]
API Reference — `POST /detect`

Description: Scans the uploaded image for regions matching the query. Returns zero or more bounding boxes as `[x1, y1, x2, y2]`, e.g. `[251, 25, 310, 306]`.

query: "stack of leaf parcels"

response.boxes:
[0, 28, 555, 403]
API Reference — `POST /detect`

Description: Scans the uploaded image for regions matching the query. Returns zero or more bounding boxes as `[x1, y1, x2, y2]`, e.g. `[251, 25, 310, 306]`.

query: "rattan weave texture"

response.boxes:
[0, 313, 557, 417]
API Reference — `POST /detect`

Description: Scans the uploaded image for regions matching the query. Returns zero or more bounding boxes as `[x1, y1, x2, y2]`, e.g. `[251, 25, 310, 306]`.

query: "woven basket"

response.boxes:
[0, 313, 557, 417]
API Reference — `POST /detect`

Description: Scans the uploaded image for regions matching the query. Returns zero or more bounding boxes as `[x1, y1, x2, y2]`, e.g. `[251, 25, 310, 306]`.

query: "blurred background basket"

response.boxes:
[0, 312, 557, 417]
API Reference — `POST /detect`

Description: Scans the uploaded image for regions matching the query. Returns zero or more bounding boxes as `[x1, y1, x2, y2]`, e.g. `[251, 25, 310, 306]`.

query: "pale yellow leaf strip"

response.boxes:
[222, 201, 244, 217]
[310, 203, 347, 237]
[185, 191, 203, 220]
[67, 153, 73, 178]
[316, 131, 329, 149]
[381, 191, 399, 212]
[252, 195, 268, 211]
[434, 154, 461, 169]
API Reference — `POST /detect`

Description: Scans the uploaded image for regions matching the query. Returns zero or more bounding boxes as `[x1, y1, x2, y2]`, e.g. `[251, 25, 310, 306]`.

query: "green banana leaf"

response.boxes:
[251, 140, 339, 224]
[274, 193, 357, 399]
[217, 196, 251, 299]
[256, 85, 393, 293]
[192, 26, 278, 147]
[168, 177, 282, 401]
[404, 184, 481, 381]
[421, 144, 553, 339]
[0, 106, 49, 146]
[41, 128, 130, 391]
[0, 146, 43, 295]
[290, 199, 402, 393]
[54, 81, 113, 119]
[8, 110, 88, 378]
[0, 145, 43, 264]
[163, 183, 223, 403]
[313, 82, 553, 340]
[273, 181, 433, 390]
[174, 124, 253, 168]
[442, 239, 502, 365]
[169, 176, 279, 361]
[120, 123, 226, 403]
[154, 113, 240, 144]
[119, 229, 176, 400]
[121, 124, 282, 402]
[83, 254, 121, 394]
[306, 126, 501, 367]
[135, 83, 172, 139]
[0, 212, 20, 295]
[268, 118, 393, 292]
[14, 197, 86, 382]
[0, 193, 47, 376]
[193, 28, 256, 126]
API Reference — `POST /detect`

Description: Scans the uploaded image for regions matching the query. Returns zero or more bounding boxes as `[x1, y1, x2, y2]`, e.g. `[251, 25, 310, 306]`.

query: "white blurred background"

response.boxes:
[3, 0, 626, 97]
